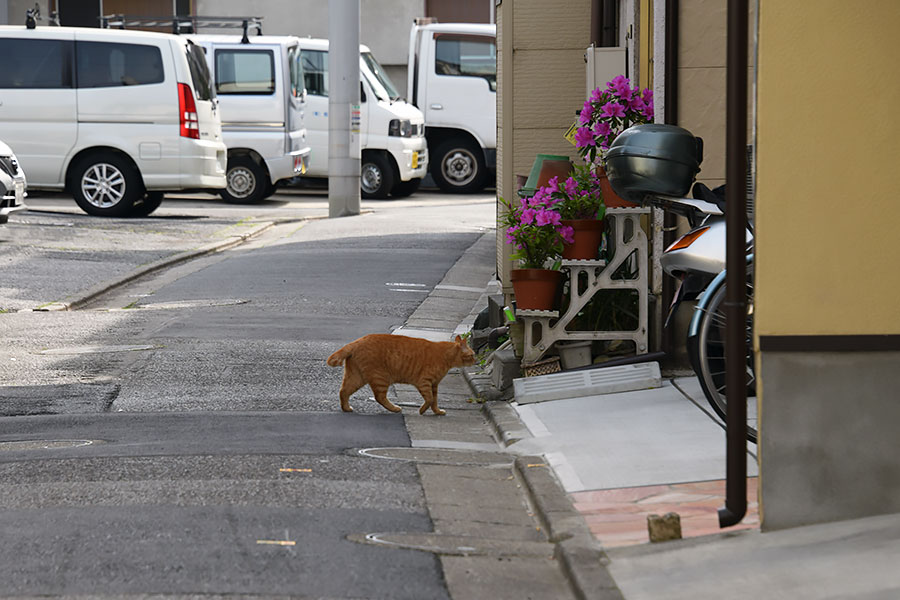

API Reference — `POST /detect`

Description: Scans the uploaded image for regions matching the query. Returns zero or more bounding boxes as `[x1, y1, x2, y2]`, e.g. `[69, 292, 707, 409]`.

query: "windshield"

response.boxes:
[361, 51, 399, 101]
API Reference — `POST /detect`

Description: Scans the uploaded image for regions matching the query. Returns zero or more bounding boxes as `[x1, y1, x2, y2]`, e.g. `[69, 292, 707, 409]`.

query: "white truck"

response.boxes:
[407, 22, 496, 193]
[297, 38, 428, 199]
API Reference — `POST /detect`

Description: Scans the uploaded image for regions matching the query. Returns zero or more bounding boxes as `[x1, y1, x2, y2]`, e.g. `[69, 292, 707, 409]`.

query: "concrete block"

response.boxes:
[648, 512, 682, 543]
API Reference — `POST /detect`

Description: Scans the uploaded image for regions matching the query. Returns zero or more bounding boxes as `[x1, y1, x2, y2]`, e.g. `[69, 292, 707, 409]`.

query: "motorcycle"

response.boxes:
[605, 124, 756, 442]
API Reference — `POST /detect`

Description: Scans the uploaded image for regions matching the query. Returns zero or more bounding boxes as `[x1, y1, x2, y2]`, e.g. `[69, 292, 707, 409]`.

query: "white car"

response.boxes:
[0, 139, 27, 224]
[0, 25, 227, 217]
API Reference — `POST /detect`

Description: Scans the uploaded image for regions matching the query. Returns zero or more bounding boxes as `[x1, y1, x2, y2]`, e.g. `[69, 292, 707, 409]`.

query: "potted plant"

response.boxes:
[575, 75, 654, 207]
[534, 164, 606, 260]
[499, 194, 573, 311]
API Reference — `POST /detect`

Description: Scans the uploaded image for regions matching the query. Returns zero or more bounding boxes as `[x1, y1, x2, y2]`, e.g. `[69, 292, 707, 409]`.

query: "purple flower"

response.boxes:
[535, 209, 562, 227]
[560, 225, 575, 244]
[601, 101, 626, 119]
[575, 126, 596, 148]
[520, 208, 536, 225]
[593, 121, 611, 136]
[579, 100, 595, 124]
[590, 87, 604, 102]
[607, 75, 628, 91]
[564, 177, 578, 197]
[642, 88, 653, 103]
[546, 176, 561, 194]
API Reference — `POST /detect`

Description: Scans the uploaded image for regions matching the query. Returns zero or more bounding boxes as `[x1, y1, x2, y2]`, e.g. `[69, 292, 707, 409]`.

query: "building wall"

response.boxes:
[496, 0, 594, 291]
[195, 0, 425, 95]
[756, 0, 900, 529]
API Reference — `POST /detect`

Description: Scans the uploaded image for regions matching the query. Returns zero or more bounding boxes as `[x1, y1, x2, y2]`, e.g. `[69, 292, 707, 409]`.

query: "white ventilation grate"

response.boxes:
[513, 362, 662, 405]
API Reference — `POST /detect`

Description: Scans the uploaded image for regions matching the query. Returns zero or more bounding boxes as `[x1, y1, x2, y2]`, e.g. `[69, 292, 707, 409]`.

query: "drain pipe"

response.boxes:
[719, 0, 749, 529]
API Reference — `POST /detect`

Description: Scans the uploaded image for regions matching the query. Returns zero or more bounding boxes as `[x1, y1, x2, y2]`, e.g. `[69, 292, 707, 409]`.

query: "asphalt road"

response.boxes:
[0, 188, 496, 596]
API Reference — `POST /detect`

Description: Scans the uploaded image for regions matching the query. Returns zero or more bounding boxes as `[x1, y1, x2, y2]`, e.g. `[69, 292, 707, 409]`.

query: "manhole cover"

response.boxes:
[358, 447, 513, 467]
[39, 345, 156, 355]
[0, 439, 101, 452]
[136, 299, 248, 310]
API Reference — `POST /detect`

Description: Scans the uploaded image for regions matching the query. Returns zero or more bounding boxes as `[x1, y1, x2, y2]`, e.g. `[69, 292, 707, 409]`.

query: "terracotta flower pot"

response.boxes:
[561, 219, 605, 260]
[596, 165, 639, 208]
[510, 268, 564, 311]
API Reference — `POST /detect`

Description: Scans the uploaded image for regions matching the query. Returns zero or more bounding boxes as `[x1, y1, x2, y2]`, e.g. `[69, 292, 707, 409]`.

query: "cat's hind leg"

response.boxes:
[417, 383, 445, 416]
[371, 381, 402, 413]
[339, 360, 365, 412]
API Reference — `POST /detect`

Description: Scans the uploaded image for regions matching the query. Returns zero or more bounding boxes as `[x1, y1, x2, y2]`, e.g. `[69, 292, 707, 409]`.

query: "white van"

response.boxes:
[172, 33, 311, 204]
[298, 38, 428, 199]
[0, 25, 226, 217]
[407, 22, 496, 193]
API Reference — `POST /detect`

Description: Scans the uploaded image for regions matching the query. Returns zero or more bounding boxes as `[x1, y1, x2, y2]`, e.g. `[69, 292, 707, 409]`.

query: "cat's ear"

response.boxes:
[454, 335, 463, 344]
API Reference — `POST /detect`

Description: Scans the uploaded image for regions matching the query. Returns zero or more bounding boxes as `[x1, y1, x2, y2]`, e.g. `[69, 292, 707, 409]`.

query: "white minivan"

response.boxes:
[177, 33, 311, 204]
[298, 38, 428, 199]
[0, 25, 226, 217]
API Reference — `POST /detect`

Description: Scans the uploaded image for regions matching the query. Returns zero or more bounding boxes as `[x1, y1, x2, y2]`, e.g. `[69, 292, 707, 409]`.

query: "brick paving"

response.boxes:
[571, 477, 759, 548]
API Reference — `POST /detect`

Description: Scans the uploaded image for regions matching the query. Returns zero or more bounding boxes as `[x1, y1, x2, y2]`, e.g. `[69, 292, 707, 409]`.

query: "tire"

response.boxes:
[690, 261, 757, 443]
[70, 152, 142, 217]
[360, 152, 395, 199]
[221, 155, 269, 204]
[130, 191, 164, 217]
[391, 177, 422, 198]
[431, 137, 486, 193]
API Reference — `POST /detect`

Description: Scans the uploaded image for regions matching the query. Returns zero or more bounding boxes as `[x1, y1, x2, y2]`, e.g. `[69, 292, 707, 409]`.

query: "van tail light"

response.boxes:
[178, 83, 200, 140]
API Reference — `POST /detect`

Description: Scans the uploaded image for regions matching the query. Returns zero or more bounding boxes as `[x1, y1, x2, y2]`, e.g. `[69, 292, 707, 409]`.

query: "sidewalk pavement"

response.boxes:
[429, 230, 900, 599]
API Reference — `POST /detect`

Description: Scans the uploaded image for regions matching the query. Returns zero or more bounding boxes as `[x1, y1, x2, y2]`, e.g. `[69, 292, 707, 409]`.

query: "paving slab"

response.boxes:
[511, 379, 759, 492]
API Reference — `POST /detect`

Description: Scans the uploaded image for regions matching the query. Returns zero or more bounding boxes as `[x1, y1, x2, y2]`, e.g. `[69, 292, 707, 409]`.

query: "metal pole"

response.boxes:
[328, 0, 361, 218]
[718, 0, 748, 529]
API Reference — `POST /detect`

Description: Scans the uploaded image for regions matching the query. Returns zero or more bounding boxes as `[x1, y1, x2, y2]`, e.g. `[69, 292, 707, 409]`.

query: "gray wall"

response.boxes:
[194, 0, 424, 97]
[759, 351, 900, 530]
[6, 0, 49, 25]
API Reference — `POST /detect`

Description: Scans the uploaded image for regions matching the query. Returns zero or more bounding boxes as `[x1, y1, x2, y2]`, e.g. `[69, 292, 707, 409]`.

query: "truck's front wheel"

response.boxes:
[361, 153, 395, 199]
[432, 138, 486, 193]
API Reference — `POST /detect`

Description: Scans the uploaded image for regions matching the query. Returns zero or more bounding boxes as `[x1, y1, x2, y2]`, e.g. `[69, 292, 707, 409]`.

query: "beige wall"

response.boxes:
[496, 0, 592, 289]
[755, 1, 900, 336]
[676, 0, 755, 189]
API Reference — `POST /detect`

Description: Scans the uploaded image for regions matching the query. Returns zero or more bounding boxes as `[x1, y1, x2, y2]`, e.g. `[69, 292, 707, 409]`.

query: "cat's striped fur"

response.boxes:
[327, 334, 475, 415]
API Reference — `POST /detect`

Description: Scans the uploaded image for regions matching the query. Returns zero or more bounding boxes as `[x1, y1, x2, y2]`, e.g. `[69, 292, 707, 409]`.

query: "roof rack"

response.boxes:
[99, 15, 264, 43]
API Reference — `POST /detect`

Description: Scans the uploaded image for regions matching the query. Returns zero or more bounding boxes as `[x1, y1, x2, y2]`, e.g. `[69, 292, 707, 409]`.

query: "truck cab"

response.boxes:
[408, 22, 496, 193]
[298, 38, 428, 199]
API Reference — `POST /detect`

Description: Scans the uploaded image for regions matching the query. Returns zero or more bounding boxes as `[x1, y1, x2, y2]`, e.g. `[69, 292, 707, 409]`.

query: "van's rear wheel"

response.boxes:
[432, 138, 486, 193]
[70, 152, 141, 217]
[221, 155, 269, 204]
[361, 153, 395, 199]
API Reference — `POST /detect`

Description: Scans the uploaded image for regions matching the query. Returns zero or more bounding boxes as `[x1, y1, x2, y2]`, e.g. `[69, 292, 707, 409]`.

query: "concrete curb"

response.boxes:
[36, 221, 277, 312]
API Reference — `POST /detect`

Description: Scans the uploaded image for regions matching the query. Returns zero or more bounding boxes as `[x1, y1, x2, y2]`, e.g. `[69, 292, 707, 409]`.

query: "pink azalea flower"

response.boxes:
[521, 208, 536, 225]
[546, 176, 560, 194]
[560, 225, 575, 244]
[575, 126, 596, 148]
[579, 100, 594, 124]
[564, 177, 578, 197]
[593, 121, 611, 136]
[601, 101, 626, 119]
[590, 87, 604, 102]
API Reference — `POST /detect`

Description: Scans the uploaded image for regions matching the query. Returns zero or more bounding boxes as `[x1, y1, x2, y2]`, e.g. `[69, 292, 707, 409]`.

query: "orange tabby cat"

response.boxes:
[326, 334, 475, 415]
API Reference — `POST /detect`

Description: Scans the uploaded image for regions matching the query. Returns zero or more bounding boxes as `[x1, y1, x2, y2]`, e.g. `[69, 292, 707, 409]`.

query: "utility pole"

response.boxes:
[328, 0, 361, 217]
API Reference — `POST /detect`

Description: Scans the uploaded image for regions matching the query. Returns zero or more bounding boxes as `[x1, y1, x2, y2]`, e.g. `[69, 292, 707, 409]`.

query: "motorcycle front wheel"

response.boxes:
[689, 260, 758, 443]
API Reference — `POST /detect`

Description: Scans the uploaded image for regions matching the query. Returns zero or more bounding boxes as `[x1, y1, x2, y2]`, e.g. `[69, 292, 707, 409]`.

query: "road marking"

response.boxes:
[256, 540, 296, 546]
[279, 468, 312, 473]
[386, 282, 426, 287]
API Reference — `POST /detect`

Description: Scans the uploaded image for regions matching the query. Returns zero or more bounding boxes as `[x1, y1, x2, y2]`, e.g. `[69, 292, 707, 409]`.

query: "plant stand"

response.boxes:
[517, 207, 650, 365]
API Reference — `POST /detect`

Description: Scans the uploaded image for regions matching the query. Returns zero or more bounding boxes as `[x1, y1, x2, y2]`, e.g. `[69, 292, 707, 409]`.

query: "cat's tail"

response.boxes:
[326, 344, 352, 367]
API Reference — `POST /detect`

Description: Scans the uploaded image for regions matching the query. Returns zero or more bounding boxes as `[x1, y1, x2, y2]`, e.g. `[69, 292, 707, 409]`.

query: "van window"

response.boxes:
[301, 49, 328, 96]
[0, 38, 73, 89]
[434, 34, 497, 91]
[185, 42, 214, 101]
[288, 46, 305, 98]
[76, 41, 164, 88]
[215, 49, 275, 95]
[361, 52, 399, 100]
